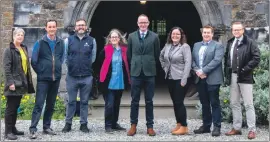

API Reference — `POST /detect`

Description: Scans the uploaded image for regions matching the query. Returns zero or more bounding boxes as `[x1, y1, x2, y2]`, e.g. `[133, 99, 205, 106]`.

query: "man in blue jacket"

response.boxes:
[29, 19, 65, 139]
[192, 25, 224, 137]
[61, 18, 97, 133]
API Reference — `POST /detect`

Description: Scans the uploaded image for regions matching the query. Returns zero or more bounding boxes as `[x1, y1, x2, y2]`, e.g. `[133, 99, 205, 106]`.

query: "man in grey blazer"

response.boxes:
[192, 25, 224, 137]
[127, 14, 160, 136]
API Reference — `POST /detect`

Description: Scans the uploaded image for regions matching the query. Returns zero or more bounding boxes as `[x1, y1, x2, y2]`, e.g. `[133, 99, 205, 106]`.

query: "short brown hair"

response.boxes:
[46, 19, 57, 27]
[201, 25, 214, 33]
[138, 14, 149, 21]
[75, 18, 87, 24]
[231, 21, 245, 29]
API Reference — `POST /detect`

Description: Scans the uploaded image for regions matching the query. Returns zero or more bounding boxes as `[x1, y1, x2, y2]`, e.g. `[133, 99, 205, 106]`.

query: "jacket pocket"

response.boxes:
[12, 74, 23, 87]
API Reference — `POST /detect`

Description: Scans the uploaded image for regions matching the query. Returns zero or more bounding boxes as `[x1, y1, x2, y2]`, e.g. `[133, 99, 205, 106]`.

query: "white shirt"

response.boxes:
[230, 35, 243, 66]
[139, 30, 147, 38]
[198, 40, 211, 71]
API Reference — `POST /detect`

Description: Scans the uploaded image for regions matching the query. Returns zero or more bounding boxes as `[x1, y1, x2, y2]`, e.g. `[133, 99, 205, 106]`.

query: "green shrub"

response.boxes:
[1, 93, 66, 120]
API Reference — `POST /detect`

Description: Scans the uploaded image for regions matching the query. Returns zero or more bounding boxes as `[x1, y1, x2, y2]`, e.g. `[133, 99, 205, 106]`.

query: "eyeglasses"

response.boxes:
[76, 24, 86, 27]
[110, 36, 119, 39]
[138, 22, 149, 24]
[232, 29, 243, 32]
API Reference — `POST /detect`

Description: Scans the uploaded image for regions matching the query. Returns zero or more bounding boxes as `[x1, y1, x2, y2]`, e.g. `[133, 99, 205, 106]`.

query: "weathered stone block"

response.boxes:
[43, 1, 56, 10]
[256, 20, 268, 27]
[56, 1, 68, 10]
[242, 2, 255, 11]
[245, 20, 256, 27]
[51, 10, 64, 19]
[255, 3, 266, 14]
[3, 12, 13, 18]
[235, 11, 246, 20]
[223, 5, 232, 25]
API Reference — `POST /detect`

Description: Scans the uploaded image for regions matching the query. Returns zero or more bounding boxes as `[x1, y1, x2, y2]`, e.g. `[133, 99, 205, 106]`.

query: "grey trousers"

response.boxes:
[230, 73, 256, 132]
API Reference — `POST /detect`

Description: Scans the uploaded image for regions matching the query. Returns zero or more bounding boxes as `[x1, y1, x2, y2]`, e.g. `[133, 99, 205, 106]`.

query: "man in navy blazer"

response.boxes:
[192, 25, 224, 137]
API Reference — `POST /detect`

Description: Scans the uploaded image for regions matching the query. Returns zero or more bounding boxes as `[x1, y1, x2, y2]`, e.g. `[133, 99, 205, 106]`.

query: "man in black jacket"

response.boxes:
[224, 21, 260, 139]
[29, 19, 65, 139]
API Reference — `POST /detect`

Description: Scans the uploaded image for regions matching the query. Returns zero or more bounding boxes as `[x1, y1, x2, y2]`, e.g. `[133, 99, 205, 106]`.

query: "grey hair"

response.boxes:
[105, 29, 127, 46]
[13, 28, 25, 39]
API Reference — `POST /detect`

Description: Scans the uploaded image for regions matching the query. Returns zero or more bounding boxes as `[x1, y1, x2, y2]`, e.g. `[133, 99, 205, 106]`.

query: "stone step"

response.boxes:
[90, 90, 199, 107]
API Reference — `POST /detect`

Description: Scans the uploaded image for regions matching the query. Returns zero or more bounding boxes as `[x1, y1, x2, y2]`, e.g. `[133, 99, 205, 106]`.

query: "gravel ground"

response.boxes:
[0, 118, 269, 141]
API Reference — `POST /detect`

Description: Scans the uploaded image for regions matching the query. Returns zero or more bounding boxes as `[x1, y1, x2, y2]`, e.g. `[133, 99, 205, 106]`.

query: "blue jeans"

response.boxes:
[65, 75, 93, 125]
[130, 75, 155, 128]
[197, 79, 221, 129]
[29, 80, 60, 132]
[103, 90, 123, 129]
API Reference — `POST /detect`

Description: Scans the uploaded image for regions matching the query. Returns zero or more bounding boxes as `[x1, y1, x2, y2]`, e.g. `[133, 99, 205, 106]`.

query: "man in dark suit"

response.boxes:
[127, 14, 160, 136]
[192, 25, 224, 137]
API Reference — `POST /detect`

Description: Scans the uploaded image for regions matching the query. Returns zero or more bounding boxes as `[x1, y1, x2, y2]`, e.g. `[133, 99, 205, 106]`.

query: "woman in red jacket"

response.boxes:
[99, 29, 130, 133]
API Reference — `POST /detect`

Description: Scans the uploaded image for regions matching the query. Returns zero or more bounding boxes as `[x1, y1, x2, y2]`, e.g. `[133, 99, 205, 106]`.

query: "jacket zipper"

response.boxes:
[52, 42, 57, 81]
[52, 54, 55, 81]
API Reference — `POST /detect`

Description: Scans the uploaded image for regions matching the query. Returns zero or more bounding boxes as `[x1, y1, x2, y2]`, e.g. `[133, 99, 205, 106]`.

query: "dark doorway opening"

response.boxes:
[90, 1, 202, 87]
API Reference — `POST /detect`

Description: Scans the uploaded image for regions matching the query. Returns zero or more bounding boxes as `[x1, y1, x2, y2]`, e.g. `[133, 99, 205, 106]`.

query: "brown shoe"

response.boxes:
[171, 123, 181, 133]
[225, 128, 242, 136]
[172, 126, 188, 135]
[147, 128, 156, 136]
[248, 131, 256, 139]
[127, 124, 137, 136]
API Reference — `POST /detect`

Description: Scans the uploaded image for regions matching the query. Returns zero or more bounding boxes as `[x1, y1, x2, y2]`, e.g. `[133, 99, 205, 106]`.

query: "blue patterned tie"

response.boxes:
[141, 33, 145, 40]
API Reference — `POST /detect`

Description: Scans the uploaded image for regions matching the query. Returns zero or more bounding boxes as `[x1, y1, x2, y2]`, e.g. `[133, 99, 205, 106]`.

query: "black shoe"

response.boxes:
[29, 131, 37, 139]
[193, 126, 211, 134]
[5, 133, 18, 140]
[62, 123, 72, 133]
[80, 124, 90, 133]
[12, 127, 24, 135]
[212, 127, 221, 137]
[43, 128, 57, 135]
[105, 128, 114, 134]
[112, 123, 126, 131]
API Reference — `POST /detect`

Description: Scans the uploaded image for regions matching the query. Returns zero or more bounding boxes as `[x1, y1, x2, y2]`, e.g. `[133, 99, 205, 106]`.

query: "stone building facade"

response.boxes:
[0, 0, 269, 92]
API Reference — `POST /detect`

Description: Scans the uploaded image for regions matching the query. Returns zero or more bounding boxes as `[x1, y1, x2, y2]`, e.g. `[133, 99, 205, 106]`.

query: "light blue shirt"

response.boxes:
[139, 30, 147, 39]
[108, 47, 124, 90]
[46, 34, 56, 53]
[198, 40, 211, 72]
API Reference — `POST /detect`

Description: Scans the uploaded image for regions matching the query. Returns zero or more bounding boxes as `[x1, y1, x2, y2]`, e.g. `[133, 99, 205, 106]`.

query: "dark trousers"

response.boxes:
[29, 80, 60, 132]
[130, 75, 155, 128]
[197, 79, 221, 129]
[5, 96, 22, 134]
[103, 90, 123, 129]
[167, 79, 187, 126]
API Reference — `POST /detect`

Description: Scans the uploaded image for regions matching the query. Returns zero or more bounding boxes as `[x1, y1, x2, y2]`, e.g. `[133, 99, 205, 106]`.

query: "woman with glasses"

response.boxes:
[98, 29, 131, 133]
[159, 27, 192, 135]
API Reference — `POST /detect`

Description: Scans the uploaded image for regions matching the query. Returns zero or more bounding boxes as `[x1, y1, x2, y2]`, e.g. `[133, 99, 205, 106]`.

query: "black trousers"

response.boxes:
[103, 90, 123, 129]
[167, 79, 187, 126]
[5, 96, 22, 134]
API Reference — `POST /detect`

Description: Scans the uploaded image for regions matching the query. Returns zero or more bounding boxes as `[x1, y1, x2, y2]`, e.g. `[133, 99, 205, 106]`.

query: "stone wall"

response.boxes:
[0, 0, 14, 81]
[222, 0, 269, 27]
[14, 0, 69, 54]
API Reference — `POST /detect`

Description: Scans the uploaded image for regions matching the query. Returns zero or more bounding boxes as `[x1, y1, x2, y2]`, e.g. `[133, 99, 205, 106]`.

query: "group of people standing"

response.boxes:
[2, 14, 260, 140]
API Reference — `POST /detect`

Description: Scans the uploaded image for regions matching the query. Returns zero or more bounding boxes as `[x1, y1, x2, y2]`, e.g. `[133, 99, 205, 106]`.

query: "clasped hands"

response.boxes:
[196, 71, 207, 79]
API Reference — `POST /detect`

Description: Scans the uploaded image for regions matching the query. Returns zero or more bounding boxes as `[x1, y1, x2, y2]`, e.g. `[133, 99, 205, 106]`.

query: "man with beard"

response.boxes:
[29, 19, 65, 139]
[62, 18, 97, 133]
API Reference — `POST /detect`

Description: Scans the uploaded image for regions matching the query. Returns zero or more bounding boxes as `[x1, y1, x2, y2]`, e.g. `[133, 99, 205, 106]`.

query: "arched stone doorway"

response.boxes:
[63, 1, 227, 97]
